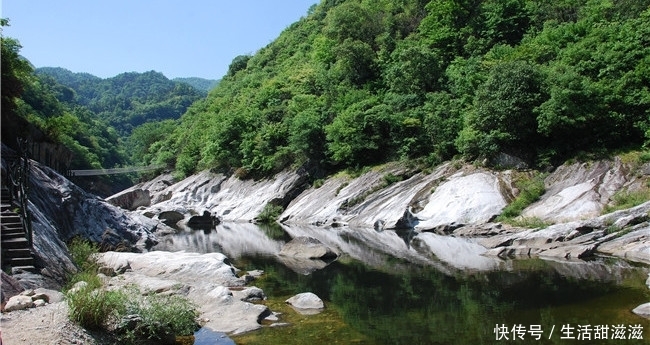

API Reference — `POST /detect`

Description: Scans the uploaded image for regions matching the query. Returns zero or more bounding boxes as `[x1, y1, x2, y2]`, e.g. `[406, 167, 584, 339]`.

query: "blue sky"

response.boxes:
[1, 1, 318, 80]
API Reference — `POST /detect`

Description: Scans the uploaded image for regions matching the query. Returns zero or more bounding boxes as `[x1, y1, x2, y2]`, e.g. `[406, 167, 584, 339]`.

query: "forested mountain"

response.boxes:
[173, 77, 220, 92]
[1, 34, 123, 172]
[143, 0, 649, 178]
[35, 67, 206, 136]
[2, 22, 206, 194]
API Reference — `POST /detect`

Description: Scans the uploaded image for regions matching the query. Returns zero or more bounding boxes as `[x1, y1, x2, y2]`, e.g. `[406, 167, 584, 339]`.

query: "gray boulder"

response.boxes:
[158, 210, 184, 227]
[632, 303, 650, 319]
[4, 295, 34, 312]
[285, 292, 324, 314]
[20, 159, 168, 288]
[279, 236, 339, 260]
[95, 251, 270, 334]
[522, 159, 639, 223]
[106, 188, 150, 211]
[415, 172, 508, 230]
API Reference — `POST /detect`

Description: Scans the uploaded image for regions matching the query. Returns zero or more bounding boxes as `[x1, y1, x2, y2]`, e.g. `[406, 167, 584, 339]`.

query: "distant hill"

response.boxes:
[173, 77, 220, 92]
[36, 67, 206, 136]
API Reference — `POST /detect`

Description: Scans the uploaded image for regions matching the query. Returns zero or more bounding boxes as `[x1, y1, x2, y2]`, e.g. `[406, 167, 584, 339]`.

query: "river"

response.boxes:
[153, 223, 650, 345]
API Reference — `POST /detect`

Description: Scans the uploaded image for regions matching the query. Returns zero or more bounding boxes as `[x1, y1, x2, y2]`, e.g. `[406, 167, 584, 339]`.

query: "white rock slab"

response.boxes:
[415, 172, 507, 230]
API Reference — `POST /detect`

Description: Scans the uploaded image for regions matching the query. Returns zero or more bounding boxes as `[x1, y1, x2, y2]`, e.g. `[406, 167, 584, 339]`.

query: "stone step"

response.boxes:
[11, 266, 38, 274]
[6, 248, 32, 258]
[1, 237, 30, 249]
[2, 232, 26, 241]
[2, 225, 24, 232]
[1, 215, 22, 223]
[9, 257, 34, 267]
[1, 220, 23, 227]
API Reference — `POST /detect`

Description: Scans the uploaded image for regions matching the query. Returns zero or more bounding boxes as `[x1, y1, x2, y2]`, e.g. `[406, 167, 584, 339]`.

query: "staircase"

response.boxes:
[1, 187, 35, 272]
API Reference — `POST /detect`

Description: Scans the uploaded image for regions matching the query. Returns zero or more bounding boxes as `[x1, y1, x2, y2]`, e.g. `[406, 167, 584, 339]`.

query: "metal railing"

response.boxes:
[6, 138, 33, 248]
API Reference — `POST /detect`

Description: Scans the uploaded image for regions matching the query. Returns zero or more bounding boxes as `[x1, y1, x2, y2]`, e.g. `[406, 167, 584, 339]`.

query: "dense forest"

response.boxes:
[35, 67, 207, 137]
[172, 77, 220, 92]
[4, 0, 650, 187]
[139, 0, 650, 178]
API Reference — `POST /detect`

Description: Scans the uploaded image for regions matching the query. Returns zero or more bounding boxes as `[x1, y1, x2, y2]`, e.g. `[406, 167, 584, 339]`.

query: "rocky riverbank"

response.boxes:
[123, 157, 649, 265]
[2, 152, 649, 343]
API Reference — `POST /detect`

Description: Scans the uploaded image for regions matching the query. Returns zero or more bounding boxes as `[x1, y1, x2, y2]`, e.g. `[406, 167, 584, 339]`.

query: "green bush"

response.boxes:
[257, 203, 285, 224]
[498, 174, 546, 222]
[120, 292, 199, 344]
[68, 237, 99, 271]
[67, 287, 126, 330]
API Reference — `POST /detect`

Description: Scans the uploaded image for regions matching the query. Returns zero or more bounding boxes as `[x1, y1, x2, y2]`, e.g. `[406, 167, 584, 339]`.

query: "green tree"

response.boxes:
[457, 60, 545, 160]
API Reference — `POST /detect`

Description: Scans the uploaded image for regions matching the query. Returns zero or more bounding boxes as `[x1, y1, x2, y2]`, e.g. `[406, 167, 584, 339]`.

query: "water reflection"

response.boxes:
[154, 223, 650, 345]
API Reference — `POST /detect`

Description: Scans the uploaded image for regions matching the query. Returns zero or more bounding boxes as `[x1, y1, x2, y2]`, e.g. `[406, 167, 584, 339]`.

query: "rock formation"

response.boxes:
[95, 251, 281, 333]
[1, 146, 170, 290]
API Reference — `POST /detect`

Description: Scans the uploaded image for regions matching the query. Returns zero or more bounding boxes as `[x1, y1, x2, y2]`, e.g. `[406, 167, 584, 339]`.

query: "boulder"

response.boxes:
[632, 303, 650, 319]
[186, 211, 219, 230]
[158, 210, 184, 226]
[233, 287, 266, 302]
[596, 223, 650, 265]
[133, 169, 309, 223]
[285, 292, 324, 314]
[279, 236, 339, 260]
[33, 288, 64, 303]
[20, 158, 166, 287]
[277, 255, 330, 275]
[522, 159, 633, 223]
[106, 188, 151, 211]
[4, 295, 34, 312]
[1, 271, 24, 306]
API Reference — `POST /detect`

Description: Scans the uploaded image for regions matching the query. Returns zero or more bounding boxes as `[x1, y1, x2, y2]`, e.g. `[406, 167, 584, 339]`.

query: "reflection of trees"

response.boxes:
[324, 259, 633, 345]
[327, 260, 504, 344]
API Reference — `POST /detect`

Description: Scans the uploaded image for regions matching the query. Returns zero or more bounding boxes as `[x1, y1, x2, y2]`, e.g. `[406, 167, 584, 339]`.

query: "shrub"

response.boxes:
[120, 292, 199, 344]
[257, 203, 285, 223]
[68, 237, 99, 271]
[497, 174, 546, 222]
[66, 287, 126, 330]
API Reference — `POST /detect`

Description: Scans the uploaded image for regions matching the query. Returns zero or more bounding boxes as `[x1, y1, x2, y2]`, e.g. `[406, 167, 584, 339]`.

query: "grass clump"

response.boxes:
[256, 203, 285, 223]
[497, 173, 546, 223]
[507, 217, 552, 229]
[65, 237, 199, 343]
[120, 292, 199, 344]
[68, 236, 100, 272]
[67, 286, 127, 330]
[603, 188, 650, 214]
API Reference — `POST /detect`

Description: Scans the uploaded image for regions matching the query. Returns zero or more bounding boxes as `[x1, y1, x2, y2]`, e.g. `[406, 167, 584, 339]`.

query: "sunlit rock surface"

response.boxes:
[522, 159, 644, 222]
[481, 202, 650, 264]
[123, 170, 308, 224]
[127, 157, 649, 265]
[414, 171, 508, 230]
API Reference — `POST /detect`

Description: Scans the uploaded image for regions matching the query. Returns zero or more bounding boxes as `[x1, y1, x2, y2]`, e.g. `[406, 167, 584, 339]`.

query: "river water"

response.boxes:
[153, 223, 650, 345]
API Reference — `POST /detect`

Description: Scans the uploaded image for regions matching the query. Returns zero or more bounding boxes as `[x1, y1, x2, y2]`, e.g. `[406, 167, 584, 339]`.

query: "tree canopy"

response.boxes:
[147, 0, 649, 177]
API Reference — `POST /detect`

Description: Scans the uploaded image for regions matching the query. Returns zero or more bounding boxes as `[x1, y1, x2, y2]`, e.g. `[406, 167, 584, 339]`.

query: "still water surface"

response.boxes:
[153, 223, 650, 345]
